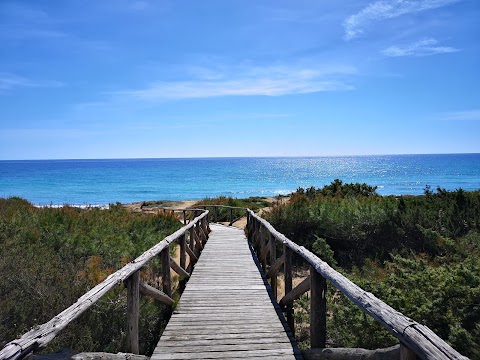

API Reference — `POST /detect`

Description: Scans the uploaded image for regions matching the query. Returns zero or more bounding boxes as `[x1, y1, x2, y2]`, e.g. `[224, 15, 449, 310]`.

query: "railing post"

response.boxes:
[126, 270, 140, 354]
[183, 210, 187, 225]
[284, 245, 294, 335]
[254, 220, 260, 250]
[269, 233, 277, 299]
[187, 226, 195, 273]
[260, 227, 268, 272]
[161, 248, 172, 298]
[214, 206, 218, 222]
[310, 265, 327, 348]
[179, 234, 186, 293]
[400, 343, 417, 360]
[229, 207, 233, 226]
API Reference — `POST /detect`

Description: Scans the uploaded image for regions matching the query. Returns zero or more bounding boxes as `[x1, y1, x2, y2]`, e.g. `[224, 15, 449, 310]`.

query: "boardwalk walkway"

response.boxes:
[151, 224, 301, 360]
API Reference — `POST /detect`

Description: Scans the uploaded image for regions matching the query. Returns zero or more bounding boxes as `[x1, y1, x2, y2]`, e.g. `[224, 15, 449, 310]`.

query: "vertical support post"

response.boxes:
[253, 220, 260, 250]
[284, 245, 294, 335]
[400, 344, 417, 360]
[310, 265, 327, 348]
[202, 217, 209, 237]
[214, 206, 218, 222]
[183, 210, 187, 225]
[229, 207, 233, 226]
[126, 271, 140, 354]
[269, 233, 277, 299]
[179, 234, 186, 293]
[260, 227, 267, 272]
[161, 248, 172, 298]
[188, 226, 195, 273]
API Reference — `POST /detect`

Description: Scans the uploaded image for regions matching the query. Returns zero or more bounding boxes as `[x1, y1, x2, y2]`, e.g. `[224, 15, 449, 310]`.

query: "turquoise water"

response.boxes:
[0, 154, 479, 205]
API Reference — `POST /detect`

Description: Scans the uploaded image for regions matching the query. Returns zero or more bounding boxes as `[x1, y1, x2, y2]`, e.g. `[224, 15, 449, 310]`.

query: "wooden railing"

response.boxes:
[246, 209, 469, 360]
[0, 211, 210, 360]
[1, 205, 470, 360]
[153, 205, 246, 226]
[197, 204, 247, 225]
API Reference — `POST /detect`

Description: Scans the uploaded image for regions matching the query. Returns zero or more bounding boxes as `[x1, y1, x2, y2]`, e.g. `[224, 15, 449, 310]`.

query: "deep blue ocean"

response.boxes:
[0, 154, 479, 206]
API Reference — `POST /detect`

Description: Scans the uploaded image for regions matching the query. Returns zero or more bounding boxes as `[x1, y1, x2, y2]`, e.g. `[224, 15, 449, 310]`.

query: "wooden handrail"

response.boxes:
[0, 211, 209, 360]
[1, 204, 470, 360]
[246, 209, 469, 360]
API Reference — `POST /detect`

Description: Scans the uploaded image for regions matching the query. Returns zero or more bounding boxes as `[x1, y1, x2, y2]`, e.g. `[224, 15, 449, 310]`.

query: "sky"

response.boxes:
[0, 0, 479, 160]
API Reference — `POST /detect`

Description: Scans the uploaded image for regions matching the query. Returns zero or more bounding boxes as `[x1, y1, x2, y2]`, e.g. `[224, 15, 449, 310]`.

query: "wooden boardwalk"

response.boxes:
[151, 224, 301, 360]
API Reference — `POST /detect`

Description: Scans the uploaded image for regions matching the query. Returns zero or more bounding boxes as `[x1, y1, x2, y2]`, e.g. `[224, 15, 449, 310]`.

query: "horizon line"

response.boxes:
[0, 152, 479, 162]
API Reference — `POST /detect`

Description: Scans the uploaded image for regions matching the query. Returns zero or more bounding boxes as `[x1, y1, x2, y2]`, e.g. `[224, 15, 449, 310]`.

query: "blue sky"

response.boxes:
[0, 0, 479, 160]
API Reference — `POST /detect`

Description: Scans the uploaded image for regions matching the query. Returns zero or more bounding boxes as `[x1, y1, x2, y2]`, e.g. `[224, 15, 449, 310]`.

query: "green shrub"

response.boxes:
[0, 198, 181, 355]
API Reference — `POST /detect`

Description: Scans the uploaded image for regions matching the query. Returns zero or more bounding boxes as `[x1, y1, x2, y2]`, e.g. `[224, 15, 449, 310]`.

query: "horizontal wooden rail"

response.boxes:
[0, 211, 209, 360]
[246, 209, 469, 360]
[196, 204, 248, 225]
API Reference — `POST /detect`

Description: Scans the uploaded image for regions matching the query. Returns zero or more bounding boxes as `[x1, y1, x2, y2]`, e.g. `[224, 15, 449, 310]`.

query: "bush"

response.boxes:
[0, 198, 181, 355]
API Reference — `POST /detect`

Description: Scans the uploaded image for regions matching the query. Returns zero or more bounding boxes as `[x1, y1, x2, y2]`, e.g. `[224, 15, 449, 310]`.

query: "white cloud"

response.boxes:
[344, 0, 461, 40]
[439, 110, 480, 121]
[382, 37, 459, 56]
[0, 73, 63, 92]
[113, 65, 356, 100]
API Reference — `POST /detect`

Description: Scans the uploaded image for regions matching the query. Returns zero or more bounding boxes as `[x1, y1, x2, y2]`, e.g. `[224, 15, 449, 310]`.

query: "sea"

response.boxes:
[0, 154, 479, 206]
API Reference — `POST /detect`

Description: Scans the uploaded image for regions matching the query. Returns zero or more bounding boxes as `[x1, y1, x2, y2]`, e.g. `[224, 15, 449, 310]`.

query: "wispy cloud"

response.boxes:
[0, 73, 63, 92]
[439, 110, 480, 121]
[344, 0, 461, 40]
[113, 64, 356, 100]
[382, 37, 460, 56]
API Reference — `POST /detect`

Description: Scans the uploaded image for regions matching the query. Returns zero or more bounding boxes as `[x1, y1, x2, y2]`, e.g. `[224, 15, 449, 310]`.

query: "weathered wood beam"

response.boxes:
[302, 345, 400, 360]
[71, 352, 149, 360]
[260, 236, 270, 265]
[230, 215, 244, 225]
[161, 248, 172, 298]
[187, 226, 195, 274]
[284, 244, 294, 335]
[279, 275, 311, 308]
[246, 209, 468, 360]
[0, 211, 211, 360]
[400, 344, 417, 360]
[179, 234, 186, 270]
[185, 243, 198, 263]
[138, 280, 174, 306]
[310, 265, 327, 348]
[269, 233, 277, 299]
[266, 254, 285, 279]
[170, 258, 190, 279]
[126, 271, 139, 354]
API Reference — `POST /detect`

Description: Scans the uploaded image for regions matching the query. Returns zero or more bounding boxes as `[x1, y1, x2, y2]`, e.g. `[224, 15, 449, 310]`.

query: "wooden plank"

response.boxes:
[302, 345, 400, 360]
[161, 248, 172, 298]
[126, 271, 140, 354]
[280, 275, 311, 308]
[266, 254, 285, 279]
[0, 212, 210, 360]
[170, 258, 190, 279]
[152, 224, 298, 360]
[247, 210, 468, 360]
[310, 266, 327, 348]
[139, 280, 174, 306]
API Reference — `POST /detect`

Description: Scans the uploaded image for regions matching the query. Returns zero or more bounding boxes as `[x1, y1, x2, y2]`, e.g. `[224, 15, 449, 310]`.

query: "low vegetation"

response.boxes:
[265, 180, 480, 359]
[0, 198, 182, 355]
[1, 186, 479, 359]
